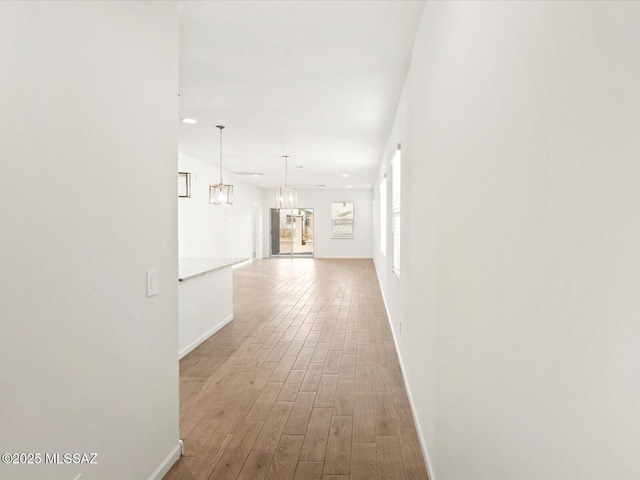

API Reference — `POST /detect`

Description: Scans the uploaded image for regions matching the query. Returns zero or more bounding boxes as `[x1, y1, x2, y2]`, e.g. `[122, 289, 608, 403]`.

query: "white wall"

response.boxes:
[263, 188, 373, 259]
[374, 2, 640, 479]
[374, 87, 411, 351]
[0, 2, 179, 480]
[179, 153, 264, 260]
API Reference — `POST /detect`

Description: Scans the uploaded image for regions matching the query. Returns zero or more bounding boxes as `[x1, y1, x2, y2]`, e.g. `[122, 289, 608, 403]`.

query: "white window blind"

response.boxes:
[379, 177, 387, 255]
[391, 149, 401, 279]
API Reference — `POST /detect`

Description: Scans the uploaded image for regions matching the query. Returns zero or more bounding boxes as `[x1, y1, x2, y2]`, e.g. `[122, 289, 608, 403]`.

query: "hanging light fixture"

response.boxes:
[275, 155, 297, 208]
[209, 125, 233, 205]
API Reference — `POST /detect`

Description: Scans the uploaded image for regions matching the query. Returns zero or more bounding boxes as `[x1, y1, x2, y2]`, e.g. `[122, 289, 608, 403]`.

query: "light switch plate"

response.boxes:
[147, 268, 158, 297]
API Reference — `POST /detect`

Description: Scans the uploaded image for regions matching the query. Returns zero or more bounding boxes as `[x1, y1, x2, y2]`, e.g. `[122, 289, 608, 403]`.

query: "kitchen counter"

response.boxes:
[178, 257, 248, 282]
[178, 257, 249, 358]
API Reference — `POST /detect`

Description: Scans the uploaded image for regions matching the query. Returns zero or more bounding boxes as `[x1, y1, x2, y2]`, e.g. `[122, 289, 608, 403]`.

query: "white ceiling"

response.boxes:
[178, 0, 425, 189]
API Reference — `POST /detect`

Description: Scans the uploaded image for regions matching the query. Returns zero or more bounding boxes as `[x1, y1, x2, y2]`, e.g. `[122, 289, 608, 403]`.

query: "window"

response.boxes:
[392, 148, 401, 279]
[379, 177, 387, 255]
[331, 202, 354, 239]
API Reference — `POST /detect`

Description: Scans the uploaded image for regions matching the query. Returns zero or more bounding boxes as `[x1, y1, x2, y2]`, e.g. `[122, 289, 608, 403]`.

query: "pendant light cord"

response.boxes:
[284, 156, 288, 188]
[217, 125, 225, 183]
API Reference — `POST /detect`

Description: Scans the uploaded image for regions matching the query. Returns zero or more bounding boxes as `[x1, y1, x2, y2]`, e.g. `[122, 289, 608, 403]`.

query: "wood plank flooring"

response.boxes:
[165, 258, 429, 480]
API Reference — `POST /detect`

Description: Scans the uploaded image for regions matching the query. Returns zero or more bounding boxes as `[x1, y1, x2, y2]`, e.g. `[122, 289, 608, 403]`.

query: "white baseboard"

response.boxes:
[179, 314, 234, 359]
[313, 256, 374, 259]
[232, 259, 253, 268]
[148, 441, 181, 480]
[376, 273, 436, 480]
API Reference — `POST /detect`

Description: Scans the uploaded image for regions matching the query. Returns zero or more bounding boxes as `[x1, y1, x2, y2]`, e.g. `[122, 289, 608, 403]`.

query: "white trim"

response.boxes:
[147, 441, 181, 480]
[377, 275, 436, 480]
[179, 314, 234, 359]
[232, 259, 253, 268]
[313, 257, 373, 260]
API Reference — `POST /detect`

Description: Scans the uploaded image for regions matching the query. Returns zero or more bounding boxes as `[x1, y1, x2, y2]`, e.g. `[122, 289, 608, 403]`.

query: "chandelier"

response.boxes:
[209, 125, 233, 205]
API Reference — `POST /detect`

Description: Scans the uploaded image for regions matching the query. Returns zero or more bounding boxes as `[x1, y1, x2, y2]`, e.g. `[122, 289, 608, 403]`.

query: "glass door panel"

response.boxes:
[270, 208, 314, 257]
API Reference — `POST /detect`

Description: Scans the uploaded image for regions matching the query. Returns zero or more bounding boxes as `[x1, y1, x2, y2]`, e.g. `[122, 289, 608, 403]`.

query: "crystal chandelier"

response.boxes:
[209, 125, 233, 205]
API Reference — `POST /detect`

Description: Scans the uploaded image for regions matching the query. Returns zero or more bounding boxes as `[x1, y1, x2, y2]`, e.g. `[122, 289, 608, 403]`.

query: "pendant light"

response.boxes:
[275, 155, 297, 208]
[209, 125, 233, 205]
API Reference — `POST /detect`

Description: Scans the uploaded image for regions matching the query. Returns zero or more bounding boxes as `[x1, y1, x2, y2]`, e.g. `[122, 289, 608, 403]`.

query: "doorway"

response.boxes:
[270, 208, 314, 257]
[252, 204, 262, 260]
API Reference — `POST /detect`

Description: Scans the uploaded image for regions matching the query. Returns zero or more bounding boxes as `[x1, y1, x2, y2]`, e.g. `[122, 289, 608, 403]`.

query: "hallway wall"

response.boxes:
[0, 2, 180, 479]
[375, 2, 640, 479]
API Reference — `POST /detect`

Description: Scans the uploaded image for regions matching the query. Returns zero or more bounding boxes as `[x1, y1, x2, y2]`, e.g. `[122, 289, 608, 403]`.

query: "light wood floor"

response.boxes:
[165, 258, 429, 480]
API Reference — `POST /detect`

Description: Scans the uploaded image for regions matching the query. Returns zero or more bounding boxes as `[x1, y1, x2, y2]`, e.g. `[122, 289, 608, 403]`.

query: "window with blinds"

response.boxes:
[331, 202, 354, 239]
[391, 149, 401, 279]
[379, 177, 387, 255]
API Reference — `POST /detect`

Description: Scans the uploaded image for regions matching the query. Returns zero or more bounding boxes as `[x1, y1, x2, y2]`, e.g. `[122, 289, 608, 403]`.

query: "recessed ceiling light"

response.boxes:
[342, 174, 349, 177]
[181, 118, 197, 124]
[347, 185, 353, 188]
[295, 165, 305, 169]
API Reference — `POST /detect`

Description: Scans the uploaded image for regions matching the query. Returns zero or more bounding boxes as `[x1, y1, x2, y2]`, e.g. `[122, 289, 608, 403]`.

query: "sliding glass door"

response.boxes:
[270, 208, 314, 257]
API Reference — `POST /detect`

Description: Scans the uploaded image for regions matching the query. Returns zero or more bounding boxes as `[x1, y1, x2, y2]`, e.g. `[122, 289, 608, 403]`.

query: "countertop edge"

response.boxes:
[178, 258, 249, 282]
